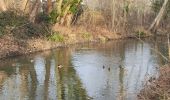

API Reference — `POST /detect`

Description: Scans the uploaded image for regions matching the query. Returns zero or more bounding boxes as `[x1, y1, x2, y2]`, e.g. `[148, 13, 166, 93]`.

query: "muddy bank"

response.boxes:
[138, 65, 170, 100]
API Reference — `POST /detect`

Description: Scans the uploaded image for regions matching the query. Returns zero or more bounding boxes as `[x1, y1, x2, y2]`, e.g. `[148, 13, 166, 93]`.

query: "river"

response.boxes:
[0, 38, 168, 100]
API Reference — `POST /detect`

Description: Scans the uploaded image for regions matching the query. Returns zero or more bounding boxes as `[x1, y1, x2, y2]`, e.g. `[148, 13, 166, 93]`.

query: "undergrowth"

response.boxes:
[0, 10, 50, 39]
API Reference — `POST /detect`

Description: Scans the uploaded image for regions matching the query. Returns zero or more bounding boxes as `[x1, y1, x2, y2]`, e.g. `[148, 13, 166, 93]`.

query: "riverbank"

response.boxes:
[0, 24, 135, 59]
[0, 23, 154, 60]
[138, 65, 170, 100]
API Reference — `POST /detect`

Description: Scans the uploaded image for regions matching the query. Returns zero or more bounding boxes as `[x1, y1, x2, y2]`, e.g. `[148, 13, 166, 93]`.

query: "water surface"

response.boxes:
[0, 38, 168, 100]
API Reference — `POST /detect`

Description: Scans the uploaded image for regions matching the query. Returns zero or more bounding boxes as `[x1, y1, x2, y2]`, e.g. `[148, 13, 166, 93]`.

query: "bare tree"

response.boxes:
[29, 0, 41, 23]
[149, 0, 169, 32]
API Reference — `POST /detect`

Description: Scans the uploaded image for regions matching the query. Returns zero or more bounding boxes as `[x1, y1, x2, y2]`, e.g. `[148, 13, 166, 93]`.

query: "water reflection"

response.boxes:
[71, 39, 166, 100]
[0, 49, 88, 100]
[0, 38, 168, 100]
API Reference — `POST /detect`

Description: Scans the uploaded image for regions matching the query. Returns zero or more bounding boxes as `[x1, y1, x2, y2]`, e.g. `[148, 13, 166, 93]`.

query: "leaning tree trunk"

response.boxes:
[59, 3, 72, 25]
[29, 0, 41, 23]
[149, 0, 169, 33]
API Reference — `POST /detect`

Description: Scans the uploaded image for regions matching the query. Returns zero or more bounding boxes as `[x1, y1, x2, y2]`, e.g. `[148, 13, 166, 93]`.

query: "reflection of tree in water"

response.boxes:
[119, 65, 125, 100]
[118, 41, 126, 100]
[0, 48, 89, 99]
[0, 57, 38, 99]
[54, 48, 89, 100]
[28, 64, 37, 100]
[0, 65, 15, 91]
[28, 49, 89, 100]
[44, 57, 51, 100]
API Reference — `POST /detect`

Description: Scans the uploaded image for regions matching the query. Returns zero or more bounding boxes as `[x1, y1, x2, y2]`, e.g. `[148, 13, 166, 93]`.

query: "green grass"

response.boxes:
[48, 32, 64, 42]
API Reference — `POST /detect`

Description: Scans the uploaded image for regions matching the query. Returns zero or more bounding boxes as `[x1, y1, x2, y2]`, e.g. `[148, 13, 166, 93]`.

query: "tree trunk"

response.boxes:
[149, 0, 169, 32]
[47, 0, 52, 14]
[55, 0, 81, 26]
[56, 0, 63, 15]
[29, 0, 41, 23]
[59, 4, 72, 25]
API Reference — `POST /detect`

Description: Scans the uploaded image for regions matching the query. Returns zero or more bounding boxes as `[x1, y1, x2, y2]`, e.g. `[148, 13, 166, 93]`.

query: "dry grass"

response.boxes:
[52, 22, 125, 43]
[138, 65, 170, 100]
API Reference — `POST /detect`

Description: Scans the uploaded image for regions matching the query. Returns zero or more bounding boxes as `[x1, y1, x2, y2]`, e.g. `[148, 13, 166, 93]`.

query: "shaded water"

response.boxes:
[0, 38, 168, 100]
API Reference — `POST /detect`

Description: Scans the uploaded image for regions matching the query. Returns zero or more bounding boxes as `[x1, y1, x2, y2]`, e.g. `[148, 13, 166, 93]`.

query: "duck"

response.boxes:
[108, 67, 110, 71]
[103, 65, 105, 69]
[57, 65, 63, 69]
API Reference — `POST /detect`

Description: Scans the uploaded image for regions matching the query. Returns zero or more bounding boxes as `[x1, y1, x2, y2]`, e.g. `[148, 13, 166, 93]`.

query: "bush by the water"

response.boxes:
[0, 11, 50, 38]
[0, 11, 28, 36]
